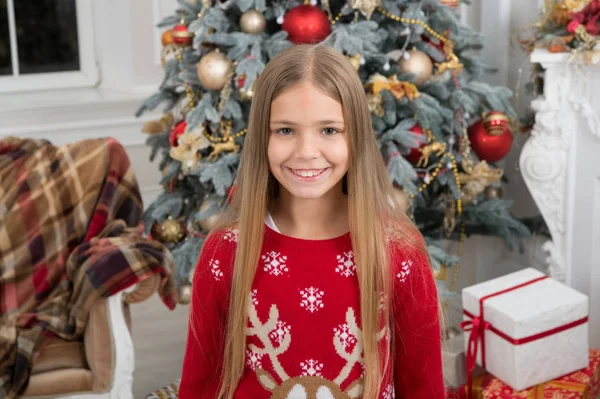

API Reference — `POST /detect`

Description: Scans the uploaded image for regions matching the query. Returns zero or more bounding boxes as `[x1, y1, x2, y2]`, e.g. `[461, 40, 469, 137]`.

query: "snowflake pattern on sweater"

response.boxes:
[299, 287, 325, 313]
[335, 251, 356, 277]
[396, 259, 412, 283]
[262, 251, 289, 276]
[179, 225, 445, 399]
[209, 259, 223, 281]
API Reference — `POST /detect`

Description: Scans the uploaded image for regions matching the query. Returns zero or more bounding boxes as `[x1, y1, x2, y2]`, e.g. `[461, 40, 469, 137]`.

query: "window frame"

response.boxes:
[0, 0, 99, 93]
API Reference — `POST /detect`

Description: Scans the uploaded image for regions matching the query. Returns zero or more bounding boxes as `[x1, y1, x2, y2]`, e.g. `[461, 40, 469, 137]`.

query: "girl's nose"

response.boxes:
[295, 133, 320, 160]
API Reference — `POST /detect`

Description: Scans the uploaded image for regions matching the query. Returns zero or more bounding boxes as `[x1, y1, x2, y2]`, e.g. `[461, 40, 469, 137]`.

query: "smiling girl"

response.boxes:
[179, 44, 444, 399]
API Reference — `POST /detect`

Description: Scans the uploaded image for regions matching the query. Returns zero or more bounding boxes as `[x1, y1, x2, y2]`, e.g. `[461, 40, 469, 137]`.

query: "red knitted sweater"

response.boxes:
[179, 224, 444, 398]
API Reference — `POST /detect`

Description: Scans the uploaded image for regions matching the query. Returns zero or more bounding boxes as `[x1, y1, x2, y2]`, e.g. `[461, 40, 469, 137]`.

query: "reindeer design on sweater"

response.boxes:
[247, 297, 387, 399]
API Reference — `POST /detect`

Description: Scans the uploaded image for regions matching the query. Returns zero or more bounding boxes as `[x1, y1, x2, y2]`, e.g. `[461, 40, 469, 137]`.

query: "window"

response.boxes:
[0, 0, 98, 93]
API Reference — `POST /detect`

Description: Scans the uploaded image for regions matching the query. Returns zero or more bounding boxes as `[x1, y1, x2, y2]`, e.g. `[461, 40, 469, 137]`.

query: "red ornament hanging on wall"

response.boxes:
[467, 111, 513, 163]
[404, 124, 429, 165]
[169, 121, 187, 147]
[282, 5, 331, 44]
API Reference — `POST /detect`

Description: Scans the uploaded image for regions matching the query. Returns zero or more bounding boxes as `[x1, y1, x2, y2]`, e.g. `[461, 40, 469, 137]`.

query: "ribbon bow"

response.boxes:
[460, 317, 491, 398]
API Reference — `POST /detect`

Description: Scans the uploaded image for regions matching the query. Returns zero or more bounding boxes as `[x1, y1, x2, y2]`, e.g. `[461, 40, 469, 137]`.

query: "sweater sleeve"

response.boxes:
[179, 231, 234, 399]
[392, 246, 445, 398]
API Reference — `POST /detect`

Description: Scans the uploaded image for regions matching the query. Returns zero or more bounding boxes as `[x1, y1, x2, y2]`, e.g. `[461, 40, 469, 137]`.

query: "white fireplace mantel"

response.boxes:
[520, 48, 600, 347]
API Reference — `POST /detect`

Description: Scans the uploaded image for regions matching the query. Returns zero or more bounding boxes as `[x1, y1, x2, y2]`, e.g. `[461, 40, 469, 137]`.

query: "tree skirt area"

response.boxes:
[145, 379, 180, 399]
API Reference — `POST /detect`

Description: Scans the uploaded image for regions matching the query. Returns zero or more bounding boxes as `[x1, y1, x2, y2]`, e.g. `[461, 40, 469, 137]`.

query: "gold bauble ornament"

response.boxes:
[153, 216, 185, 243]
[197, 51, 233, 91]
[161, 43, 183, 68]
[240, 82, 256, 101]
[347, 53, 362, 71]
[197, 200, 221, 232]
[161, 29, 174, 46]
[240, 9, 267, 34]
[177, 282, 192, 305]
[349, 0, 381, 19]
[397, 49, 433, 86]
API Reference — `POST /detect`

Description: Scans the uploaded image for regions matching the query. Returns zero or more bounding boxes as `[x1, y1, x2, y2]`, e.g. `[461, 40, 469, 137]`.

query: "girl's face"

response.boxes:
[268, 82, 349, 201]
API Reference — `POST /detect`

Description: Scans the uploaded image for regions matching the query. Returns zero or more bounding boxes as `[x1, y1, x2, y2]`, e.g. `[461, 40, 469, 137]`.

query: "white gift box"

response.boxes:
[462, 267, 589, 391]
[443, 333, 485, 388]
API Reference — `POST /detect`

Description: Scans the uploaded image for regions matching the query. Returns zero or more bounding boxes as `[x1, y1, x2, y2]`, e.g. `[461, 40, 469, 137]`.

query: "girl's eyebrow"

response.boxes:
[270, 119, 344, 125]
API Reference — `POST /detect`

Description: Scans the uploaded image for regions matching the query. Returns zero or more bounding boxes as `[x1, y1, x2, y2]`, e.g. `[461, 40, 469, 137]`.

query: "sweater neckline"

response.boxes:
[263, 222, 351, 250]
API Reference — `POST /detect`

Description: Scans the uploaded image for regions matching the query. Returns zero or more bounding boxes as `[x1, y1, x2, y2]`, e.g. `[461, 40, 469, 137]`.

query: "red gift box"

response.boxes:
[449, 349, 600, 399]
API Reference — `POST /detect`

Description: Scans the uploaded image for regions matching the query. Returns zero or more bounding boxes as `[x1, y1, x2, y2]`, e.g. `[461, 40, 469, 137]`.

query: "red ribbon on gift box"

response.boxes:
[460, 275, 589, 399]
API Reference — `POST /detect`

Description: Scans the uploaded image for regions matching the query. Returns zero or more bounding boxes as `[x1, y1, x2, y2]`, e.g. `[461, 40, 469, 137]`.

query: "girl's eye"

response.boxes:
[322, 128, 339, 136]
[277, 128, 293, 136]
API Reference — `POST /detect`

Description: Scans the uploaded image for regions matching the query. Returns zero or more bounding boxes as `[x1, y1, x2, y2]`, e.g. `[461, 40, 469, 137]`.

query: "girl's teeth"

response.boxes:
[293, 169, 324, 177]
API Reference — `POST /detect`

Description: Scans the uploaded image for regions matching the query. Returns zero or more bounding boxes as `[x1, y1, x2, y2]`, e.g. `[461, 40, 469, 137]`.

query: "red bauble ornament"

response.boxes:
[404, 124, 428, 164]
[468, 112, 513, 163]
[282, 5, 331, 44]
[172, 23, 194, 46]
[169, 121, 187, 147]
[440, 0, 460, 8]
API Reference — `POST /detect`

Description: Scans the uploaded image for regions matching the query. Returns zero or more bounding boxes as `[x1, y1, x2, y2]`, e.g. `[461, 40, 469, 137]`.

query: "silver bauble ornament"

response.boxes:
[177, 282, 192, 305]
[197, 51, 233, 91]
[397, 49, 433, 86]
[240, 10, 266, 34]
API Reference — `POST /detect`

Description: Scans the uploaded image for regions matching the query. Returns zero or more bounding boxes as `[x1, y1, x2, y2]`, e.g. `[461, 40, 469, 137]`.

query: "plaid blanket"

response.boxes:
[0, 137, 177, 398]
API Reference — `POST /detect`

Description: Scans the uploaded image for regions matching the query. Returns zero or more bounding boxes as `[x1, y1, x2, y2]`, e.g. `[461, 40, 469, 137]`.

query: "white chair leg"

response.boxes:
[108, 292, 134, 399]
[44, 293, 135, 399]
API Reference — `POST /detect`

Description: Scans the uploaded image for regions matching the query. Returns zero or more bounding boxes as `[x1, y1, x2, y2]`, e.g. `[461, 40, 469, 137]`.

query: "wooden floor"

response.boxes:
[131, 294, 190, 398]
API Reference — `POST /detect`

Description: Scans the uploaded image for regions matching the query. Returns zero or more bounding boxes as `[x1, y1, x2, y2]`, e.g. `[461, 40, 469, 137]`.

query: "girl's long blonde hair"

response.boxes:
[210, 43, 432, 398]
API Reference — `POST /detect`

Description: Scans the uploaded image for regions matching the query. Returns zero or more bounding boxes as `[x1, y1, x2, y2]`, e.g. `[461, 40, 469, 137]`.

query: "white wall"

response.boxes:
[462, 0, 542, 219]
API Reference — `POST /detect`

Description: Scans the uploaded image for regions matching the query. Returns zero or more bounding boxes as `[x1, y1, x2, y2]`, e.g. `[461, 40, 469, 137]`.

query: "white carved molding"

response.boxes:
[520, 49, 600, 286]
[520, 97, 569, 281]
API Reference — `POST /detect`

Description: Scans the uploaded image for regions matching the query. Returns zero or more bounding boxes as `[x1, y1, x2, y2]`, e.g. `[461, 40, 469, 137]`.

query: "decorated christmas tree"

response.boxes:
[137, 0, 530, 304]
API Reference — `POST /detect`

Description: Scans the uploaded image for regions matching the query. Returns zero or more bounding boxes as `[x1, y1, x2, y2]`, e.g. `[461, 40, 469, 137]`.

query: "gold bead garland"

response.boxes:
[376, 7, 452, 47]
[443, 222, 464, 311]
[409, 152, 462, 213]
[405, 149, 464, 312]
[202, 128, 248, 143]
[331, 12, 344, 24]
[177, 52, 198, 110]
